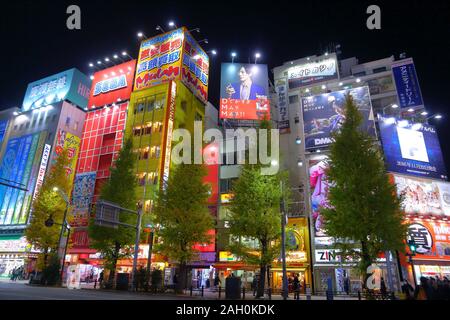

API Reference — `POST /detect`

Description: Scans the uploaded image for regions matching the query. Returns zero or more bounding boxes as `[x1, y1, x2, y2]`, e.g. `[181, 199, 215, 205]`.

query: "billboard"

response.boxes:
[0, 132, 46, 225]
[181, 31, 209, 103]
[392, 58, 424, 109]
[134, 28, 184, 91]
[219, 63, 270, 120]
[309, 157, 331, 240]
[22, 68, 91, 111]
[88, 60, 136, 108]
[379, 117, 447, 180]
[287, 54, 338, 89]
[393, 174, 450, 217]
[275, 78, 290, 133]
[71, 172, 96, 227]
[407, 219, 450, 261]
[54, 129, 81, 188]
[302, 86, 376, 150]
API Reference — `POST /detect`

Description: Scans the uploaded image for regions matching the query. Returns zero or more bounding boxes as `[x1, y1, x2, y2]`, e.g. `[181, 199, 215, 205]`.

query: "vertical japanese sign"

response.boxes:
[134, 28, 184, 90]
[54, 129, 81, 188]
[181, 30, 209, 103]
[392, 58, 424, 109]
[32, 144, 51, 201]
[160, 81, 177, 188]
[275, 78, 289, 133]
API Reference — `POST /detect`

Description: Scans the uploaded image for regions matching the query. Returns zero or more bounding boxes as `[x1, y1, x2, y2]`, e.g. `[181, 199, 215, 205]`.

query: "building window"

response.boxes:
[143, 148, 149, 160]
[155, 146, 161, 158]
[155, 96, 165, 109]
[66, 117, 71, 126]
[181, 101, 187, 112]
[353, 71, 366, 77]
[373, 67, 387, 74]
[195, 113, 203, 122]
[133, 127, 141, 136]
[289, 95, 299, 104]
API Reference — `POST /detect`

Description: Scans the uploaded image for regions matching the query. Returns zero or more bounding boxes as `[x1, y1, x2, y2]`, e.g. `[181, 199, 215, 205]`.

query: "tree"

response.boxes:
[88, 139, 137, 287]
[25, 149, 71, 270]
[320, 94, 406, 288]
[154, 163, 214, 292]
[227, 119, 290, 298]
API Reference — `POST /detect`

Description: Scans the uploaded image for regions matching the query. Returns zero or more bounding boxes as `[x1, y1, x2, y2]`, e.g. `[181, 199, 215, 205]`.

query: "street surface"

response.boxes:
[0, 280, 359, 300]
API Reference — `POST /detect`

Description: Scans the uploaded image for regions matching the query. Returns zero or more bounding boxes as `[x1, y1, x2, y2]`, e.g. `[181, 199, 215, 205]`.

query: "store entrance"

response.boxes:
[271, 269, 308, 294]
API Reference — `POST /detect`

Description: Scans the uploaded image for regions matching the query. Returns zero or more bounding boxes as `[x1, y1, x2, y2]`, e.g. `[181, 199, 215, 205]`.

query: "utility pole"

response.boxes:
[280, 181, 288, 300]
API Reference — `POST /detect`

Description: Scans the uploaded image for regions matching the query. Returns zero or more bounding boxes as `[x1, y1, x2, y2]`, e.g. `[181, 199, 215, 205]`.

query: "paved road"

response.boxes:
[0, 280, 194, 300]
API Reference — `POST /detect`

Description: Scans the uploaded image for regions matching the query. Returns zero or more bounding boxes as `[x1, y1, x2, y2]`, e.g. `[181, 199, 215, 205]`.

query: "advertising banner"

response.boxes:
[407, 219, 450, 261]
[181, 31, 209, 103]
[287, 54, 338, 89]
[88, 60, 136, 108]
[54, 129, 81, 188]
[302, 86, 376, 150]
[392, 58, 424, 109]
[379, 116, 447, 180]
[219, 63, 270, 120]
[134, 28, 184, 91]
[309, 157, 331, 240]
[71, 172, 96, 227]
[22, 68, 91, 111]
[392, 174, 450, 217]
[275, 78, 290, 133]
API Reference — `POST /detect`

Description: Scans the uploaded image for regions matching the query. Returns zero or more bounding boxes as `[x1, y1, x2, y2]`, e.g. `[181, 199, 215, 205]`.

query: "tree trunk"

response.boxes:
[176, 262, 187, 293]
[108, 241, 120, 288]
[360, 240, 372, 290]
[256, 240, 268, 298]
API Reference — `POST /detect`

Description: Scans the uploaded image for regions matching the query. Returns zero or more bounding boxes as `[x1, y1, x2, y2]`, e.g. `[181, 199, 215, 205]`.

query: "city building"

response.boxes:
[272, 51, 448, 293]
[0, 68, 91, 278]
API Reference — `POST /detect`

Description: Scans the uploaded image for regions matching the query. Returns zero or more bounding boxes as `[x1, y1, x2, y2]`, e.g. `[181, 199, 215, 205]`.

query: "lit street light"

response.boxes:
[231, 52, 237, 63]
[137, 31, 147, 39]
[168, 21, 177, 28]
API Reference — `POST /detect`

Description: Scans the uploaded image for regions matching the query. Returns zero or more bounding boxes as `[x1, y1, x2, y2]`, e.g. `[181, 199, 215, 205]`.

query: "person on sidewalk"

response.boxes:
[252, 276, 258, 296]
[98, 271, 104, 289]
[293, 274, 300, 300]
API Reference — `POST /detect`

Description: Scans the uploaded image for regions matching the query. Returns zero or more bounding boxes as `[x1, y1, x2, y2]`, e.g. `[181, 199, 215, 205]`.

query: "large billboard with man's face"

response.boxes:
[379, 116, 447, 180]
[302, 86, 376, 150]
[219, 63, 270, 120]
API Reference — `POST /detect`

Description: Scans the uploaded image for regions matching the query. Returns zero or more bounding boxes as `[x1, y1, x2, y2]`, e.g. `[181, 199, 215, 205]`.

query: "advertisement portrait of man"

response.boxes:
[225, 65, 266, 100]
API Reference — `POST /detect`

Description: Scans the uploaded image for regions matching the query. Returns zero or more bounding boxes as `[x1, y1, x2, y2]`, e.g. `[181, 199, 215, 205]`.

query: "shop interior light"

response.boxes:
[398, 120, 409, 128]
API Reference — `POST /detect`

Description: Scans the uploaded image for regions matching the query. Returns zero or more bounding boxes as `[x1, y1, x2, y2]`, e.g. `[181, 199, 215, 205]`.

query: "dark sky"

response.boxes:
[1, 0, 450, 170]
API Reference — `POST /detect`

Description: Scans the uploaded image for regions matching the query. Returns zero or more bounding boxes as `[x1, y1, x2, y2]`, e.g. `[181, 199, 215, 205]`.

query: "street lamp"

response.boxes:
[381, 103, 399, 115]
[427, 114, 442, 120]
[255, 52, 261, 64]
[156, 25, 165, 33]
[137, 31, 147, 39]
[231, 52, 237, 63]
[168, 21, 177, 28]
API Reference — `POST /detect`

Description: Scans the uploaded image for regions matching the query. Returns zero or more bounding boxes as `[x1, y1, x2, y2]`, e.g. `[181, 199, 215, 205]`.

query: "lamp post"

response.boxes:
[53, 187, 70, 283]
[279, 181, 289, 300]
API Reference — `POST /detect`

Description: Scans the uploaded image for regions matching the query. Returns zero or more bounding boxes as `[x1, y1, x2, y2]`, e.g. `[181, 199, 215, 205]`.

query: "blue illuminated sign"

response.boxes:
[22, 68, 91, 111]
[93, 75, 127, 96]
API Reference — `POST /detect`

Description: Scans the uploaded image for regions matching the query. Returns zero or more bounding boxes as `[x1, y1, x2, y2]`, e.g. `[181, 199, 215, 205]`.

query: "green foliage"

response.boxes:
[41, 252, 61, 285]
[320, 94, 406, 275]
[25, 149, 71, 267]
[154, 163, 214, 266]
[88, 139, 137, 277]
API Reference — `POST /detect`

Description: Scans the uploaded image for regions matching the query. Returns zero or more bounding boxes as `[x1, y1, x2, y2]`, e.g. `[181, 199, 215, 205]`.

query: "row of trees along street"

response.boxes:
[24, 95, 407, 294]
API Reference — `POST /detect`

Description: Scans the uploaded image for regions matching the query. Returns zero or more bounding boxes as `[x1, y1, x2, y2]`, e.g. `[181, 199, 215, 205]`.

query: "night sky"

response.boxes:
[1, 0, 449, 171]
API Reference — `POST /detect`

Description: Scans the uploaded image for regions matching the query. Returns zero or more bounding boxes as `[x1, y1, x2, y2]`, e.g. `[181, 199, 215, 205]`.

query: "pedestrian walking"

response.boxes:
[214, 274, 221, 288]
[380, 277, 387, 299]
[252, 275, 258, 296]
[401, 280, 414, 300]
[98, 270, 104, 289]
[293, 274, 300, 300]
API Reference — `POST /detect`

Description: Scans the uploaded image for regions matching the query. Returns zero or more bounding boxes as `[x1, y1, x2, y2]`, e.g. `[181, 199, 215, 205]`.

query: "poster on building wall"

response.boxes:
[309, 157, 331, 240]
[407, 220, 450, 261]
[379, 116, 447, 180]
[72, 172, 96, 227]
[302, 86, 376, 149]
[275, 78, 290, 133]
[219, 63, 270, 120]
[54, 129, 81, 188]
[392, 58, 424, 109]
[392, 174, 450, 217]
